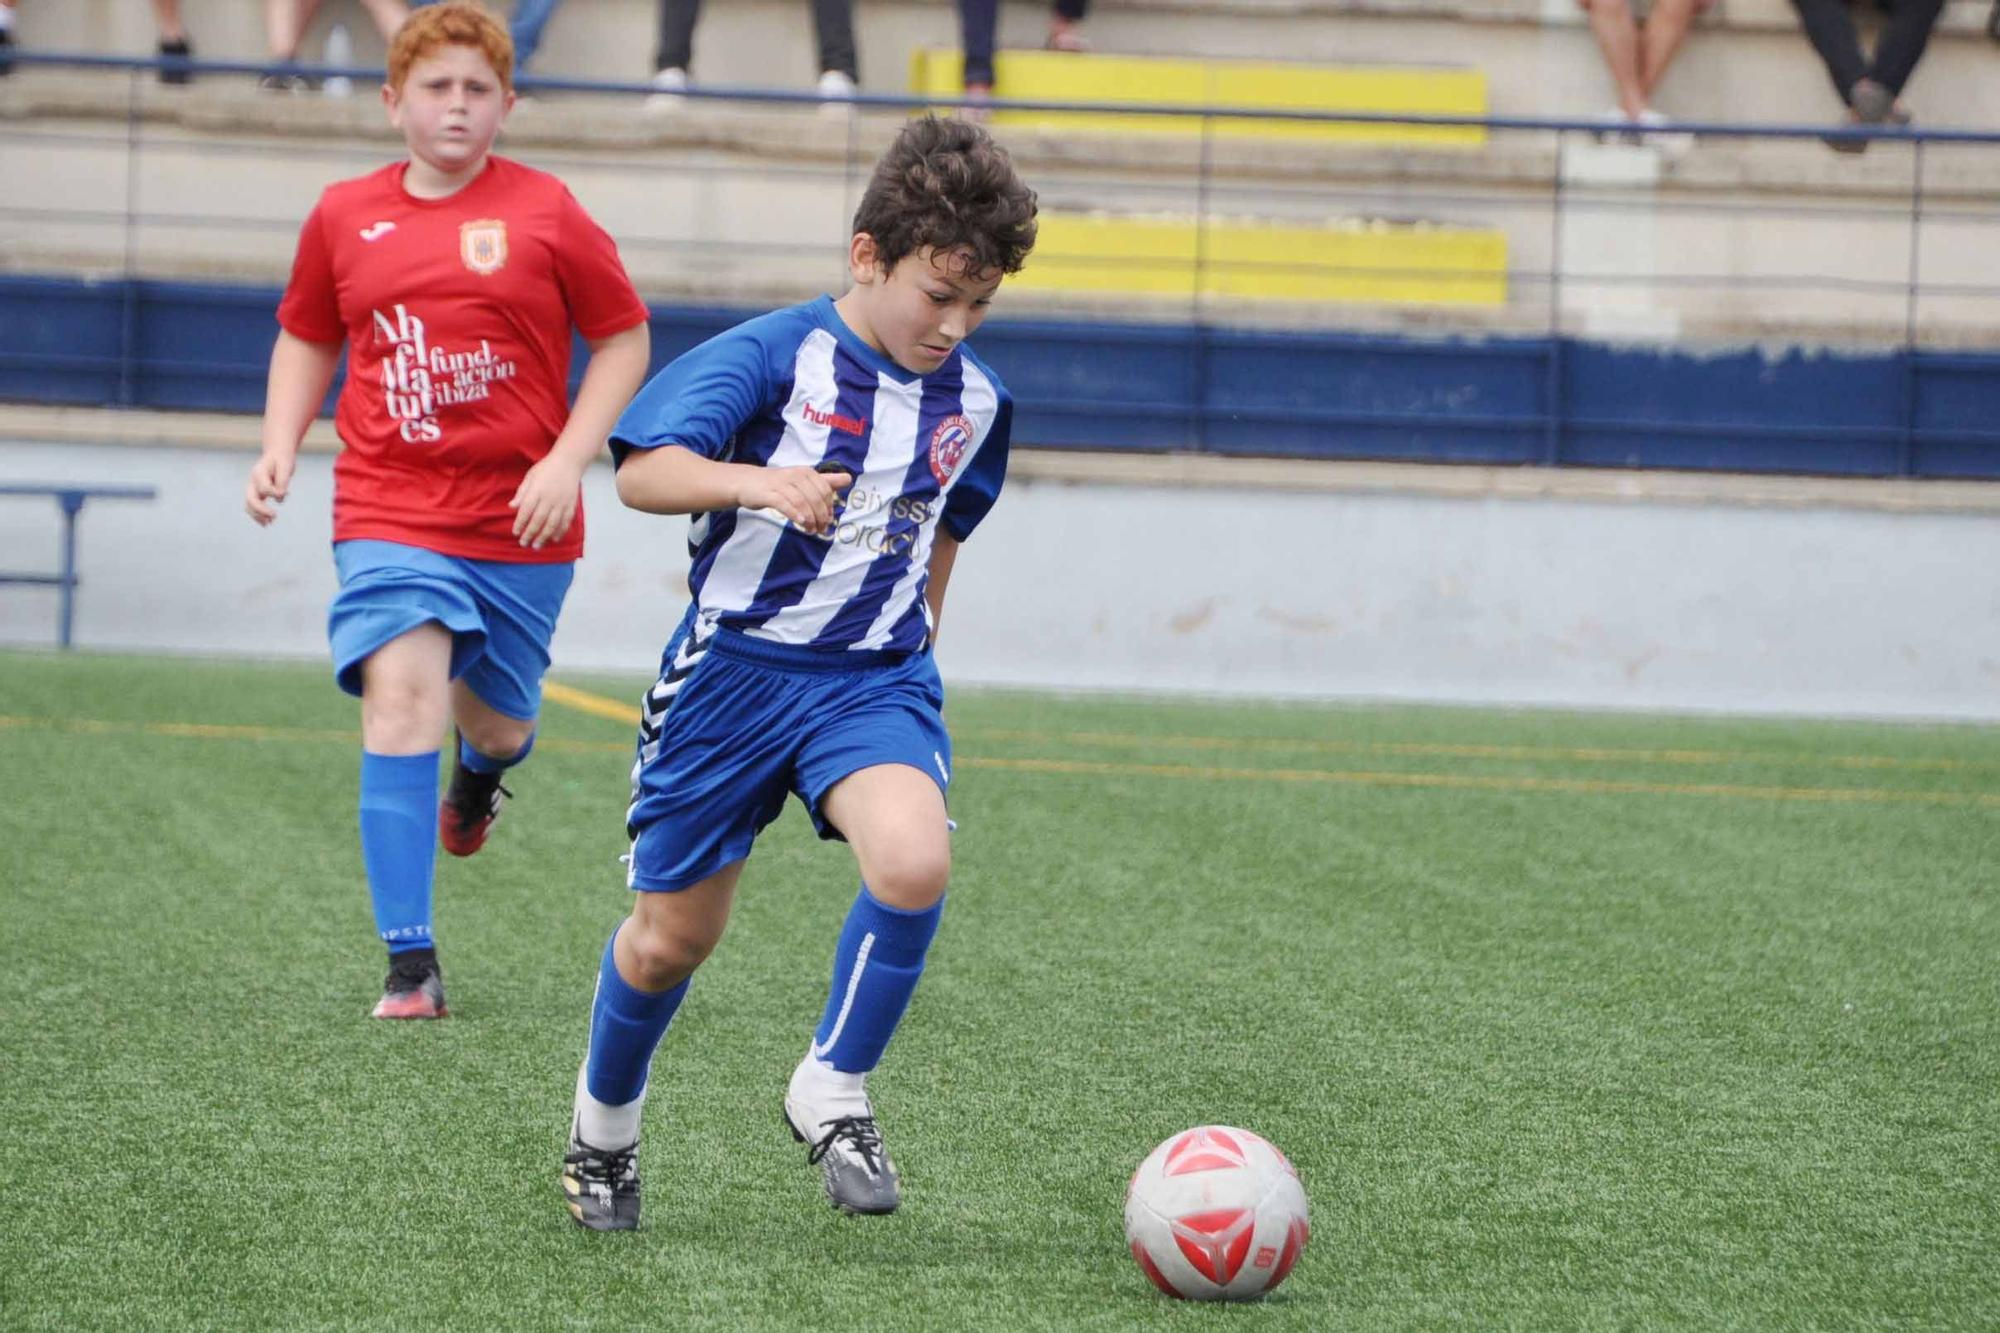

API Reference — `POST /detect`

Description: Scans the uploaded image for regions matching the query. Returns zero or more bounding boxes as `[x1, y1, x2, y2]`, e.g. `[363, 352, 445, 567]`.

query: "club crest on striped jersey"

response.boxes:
[929, 414, 973, 485]
[459, 219, 508, 275]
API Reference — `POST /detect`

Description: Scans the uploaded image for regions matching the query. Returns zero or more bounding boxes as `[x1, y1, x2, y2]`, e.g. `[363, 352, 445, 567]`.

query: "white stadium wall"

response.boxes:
[2, 441, 1997, 721]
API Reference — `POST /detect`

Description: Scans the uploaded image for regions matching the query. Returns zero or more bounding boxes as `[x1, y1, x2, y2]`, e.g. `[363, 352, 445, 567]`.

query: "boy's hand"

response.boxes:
[511, 454, 589, 549]
[737, 465, 851, 535]
[244, 452, 295, 526]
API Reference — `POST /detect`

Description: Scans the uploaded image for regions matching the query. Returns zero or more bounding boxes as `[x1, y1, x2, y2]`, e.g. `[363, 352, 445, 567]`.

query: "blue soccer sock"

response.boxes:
[460, 728, 534, 775]
[358, 750, 440, 954]
[579, 926, 689, 1146]
[810, 885, 944, 1075]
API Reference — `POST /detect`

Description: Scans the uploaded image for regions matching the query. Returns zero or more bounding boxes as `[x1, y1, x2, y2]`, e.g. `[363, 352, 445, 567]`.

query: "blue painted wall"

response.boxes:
[3, 274, 1996, 479]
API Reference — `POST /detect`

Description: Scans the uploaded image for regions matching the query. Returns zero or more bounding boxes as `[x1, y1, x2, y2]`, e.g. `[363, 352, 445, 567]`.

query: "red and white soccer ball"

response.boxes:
[1124, 1125, 1310, 1302]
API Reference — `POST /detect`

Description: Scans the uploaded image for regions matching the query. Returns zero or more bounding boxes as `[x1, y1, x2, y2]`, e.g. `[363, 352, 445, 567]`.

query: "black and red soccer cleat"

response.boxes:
[439, 733, 510, 857]
[371, 948, 448, 1020]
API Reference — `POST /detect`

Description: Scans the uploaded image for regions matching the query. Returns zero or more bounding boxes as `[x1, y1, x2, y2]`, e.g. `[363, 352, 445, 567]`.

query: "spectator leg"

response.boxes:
[959, 0, 999, 86]
[266, 0, 324, 61]
[1867, 0, 1945, 95]
[813, 0, 858, 80]
[356, 0, 413, 43]
[656, 0, 700, 73]
[510, 0, 565, 71]
[1637, 0, 1700, 101]
[1580, 0, 1647, 118]
[1048, 0, 1088, 49]
[150, 0, 188, 42]
[1789, 0, 1869, 104]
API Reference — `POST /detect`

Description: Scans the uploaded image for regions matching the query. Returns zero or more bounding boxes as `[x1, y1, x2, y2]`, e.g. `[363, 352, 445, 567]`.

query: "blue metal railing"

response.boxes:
[13, 49, 2000, 145]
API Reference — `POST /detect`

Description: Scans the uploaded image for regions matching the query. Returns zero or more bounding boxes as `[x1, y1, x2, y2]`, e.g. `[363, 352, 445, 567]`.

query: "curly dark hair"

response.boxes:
[852, 116, 1039, 278]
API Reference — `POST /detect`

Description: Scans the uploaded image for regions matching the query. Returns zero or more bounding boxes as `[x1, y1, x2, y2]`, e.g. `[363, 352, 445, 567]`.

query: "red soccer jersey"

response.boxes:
[277, 156, 648, 563]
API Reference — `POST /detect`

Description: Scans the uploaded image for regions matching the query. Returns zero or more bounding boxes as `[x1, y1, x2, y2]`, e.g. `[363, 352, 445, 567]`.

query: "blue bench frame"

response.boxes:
[0, 483, 159, 648]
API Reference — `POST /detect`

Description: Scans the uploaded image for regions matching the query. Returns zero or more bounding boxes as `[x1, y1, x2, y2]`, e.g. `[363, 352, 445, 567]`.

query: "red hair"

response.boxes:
[387, 1, 514, 94]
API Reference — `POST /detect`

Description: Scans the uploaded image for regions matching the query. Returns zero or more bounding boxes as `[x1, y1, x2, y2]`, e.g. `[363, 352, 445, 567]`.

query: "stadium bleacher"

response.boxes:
[2, 0, 1997, 473]
[10, 0, 1999, 125]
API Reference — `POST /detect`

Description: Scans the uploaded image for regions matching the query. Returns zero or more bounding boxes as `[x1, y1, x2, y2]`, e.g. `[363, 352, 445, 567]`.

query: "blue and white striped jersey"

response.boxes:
[610, 296, 1013, 654]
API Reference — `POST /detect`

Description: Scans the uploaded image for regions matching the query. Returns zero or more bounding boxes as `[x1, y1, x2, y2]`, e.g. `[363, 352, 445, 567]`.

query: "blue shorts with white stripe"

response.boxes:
[624, 606, 952, 893]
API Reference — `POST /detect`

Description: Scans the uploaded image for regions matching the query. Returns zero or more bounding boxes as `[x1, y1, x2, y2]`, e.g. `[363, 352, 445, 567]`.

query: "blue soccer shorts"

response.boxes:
[624, 614, 953, 893]
[328, 539, 575, 721]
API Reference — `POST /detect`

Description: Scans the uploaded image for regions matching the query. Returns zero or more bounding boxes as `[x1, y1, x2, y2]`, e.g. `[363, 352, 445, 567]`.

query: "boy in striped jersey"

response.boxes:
[560, 116, 1037, 1230]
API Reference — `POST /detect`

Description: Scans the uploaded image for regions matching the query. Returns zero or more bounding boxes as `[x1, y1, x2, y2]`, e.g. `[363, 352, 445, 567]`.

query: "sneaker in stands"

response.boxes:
[816, 68, 857, 117]
[645, 66, 688, 112]
[1635, 108, 1694, 158]
[158, 37, 194, 86]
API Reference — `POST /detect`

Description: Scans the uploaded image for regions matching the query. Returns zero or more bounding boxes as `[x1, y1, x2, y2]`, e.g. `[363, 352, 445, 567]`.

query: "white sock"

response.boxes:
[573, 1063, 644, 1151]
[0, 9, 16, 34]
[790, 1051, 869, 1124]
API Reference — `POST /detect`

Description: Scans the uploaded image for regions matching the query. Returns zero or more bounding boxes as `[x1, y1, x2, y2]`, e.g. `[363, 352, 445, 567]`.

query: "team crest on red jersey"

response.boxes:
[459, 219, 508, 275]
[928, 414, 973, 485]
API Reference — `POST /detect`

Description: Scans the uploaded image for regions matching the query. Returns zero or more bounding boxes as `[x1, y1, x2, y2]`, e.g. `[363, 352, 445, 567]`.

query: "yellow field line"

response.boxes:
[4, 712, 1993, 810]
[534, 681, 1984, 775]
[540, 679, 640, 725]
[958, 727, 1978, 773]
[962, 755, 2000, 809]
[0, 714, 626, 754]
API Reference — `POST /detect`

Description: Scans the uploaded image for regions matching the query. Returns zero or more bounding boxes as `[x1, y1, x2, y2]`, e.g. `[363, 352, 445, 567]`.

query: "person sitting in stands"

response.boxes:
[1578, 0, 1708, 151]
[1790, 0, 1941, 151]
[647, 0, 860, 107]
[957, 0, 1090, 102]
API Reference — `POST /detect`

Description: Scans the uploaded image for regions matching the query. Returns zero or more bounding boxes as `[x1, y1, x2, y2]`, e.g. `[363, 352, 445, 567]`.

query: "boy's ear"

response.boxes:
[848, 233, 885, 285]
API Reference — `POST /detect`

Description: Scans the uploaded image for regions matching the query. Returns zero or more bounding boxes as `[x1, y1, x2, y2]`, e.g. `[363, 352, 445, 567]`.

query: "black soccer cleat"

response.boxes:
[784, 1107, 902, 1216]
[439, 733, 510, 857]
[562, 1135, 641, 1231]
[372, 947, 447, 1020]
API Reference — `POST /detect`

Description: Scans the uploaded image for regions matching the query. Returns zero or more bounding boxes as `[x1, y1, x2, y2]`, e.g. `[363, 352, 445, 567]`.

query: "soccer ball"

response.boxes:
[1124, 1125, 1309, 1302]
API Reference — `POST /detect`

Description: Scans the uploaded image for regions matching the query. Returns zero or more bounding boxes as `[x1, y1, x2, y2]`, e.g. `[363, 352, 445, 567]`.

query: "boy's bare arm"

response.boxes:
[615, 444, 850, 535]
[511, 321, 652, 549]
[542, 323, 653, 472]
[245, 330, 342, 525]
[924, 533, 960, 643]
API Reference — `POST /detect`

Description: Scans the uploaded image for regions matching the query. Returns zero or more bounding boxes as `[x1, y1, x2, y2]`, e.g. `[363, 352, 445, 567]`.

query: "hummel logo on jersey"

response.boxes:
[802, 401, 868, 436]
[359, 221, 397, 242]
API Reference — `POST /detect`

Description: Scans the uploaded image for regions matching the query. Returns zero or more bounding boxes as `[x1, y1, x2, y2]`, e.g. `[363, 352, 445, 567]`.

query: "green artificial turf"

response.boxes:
[1, 649, 1995, 1330]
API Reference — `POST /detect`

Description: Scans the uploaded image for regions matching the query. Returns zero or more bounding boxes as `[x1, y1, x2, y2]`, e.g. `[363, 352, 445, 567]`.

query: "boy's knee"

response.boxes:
[624, 916, 718, 990]
[867, 848, 951, 911]
[460, 713, 532, 758]
[361, 677, 446, 747]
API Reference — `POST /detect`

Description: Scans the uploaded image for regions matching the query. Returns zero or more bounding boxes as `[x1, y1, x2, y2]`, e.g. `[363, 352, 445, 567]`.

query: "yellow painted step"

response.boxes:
[1013, 211, 1507, 307]
[909, 48, 1485, 148]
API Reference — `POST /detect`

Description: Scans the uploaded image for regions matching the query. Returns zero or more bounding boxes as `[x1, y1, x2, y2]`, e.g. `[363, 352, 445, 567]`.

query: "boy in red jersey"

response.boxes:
[243, 0, 650, 1020]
